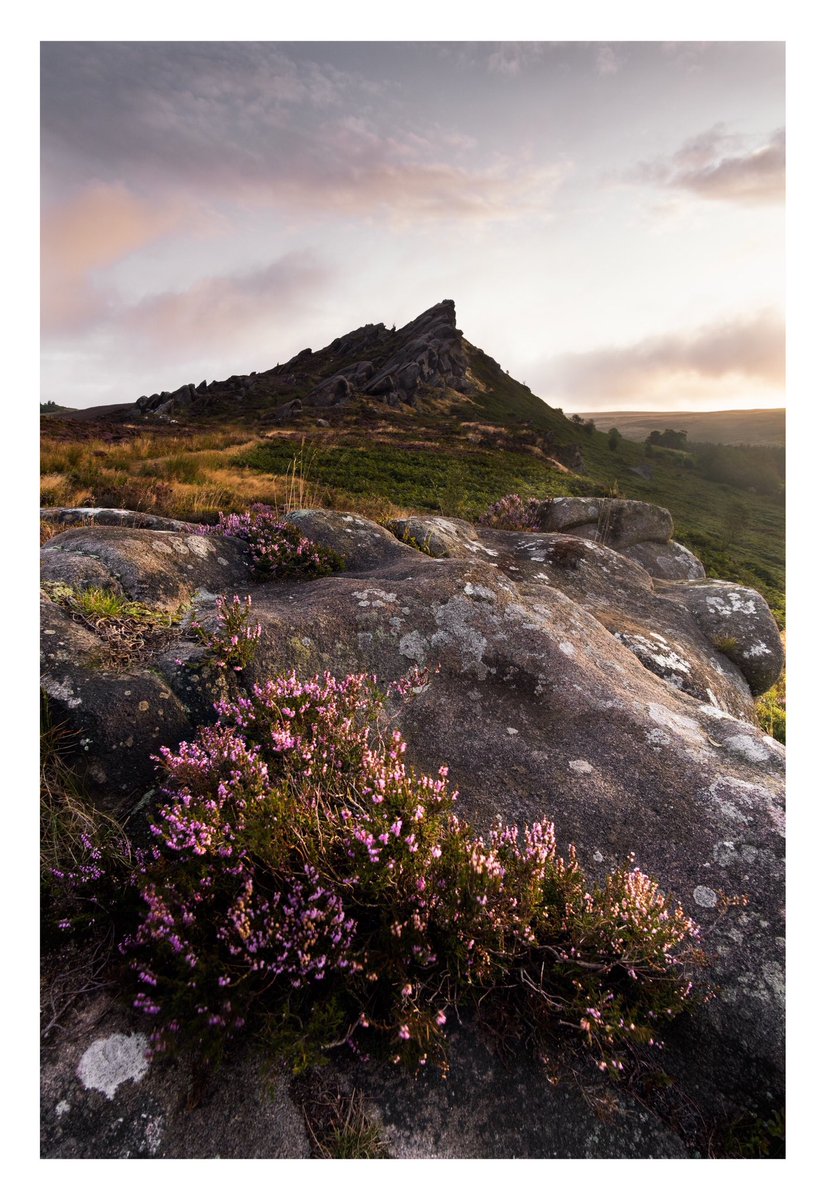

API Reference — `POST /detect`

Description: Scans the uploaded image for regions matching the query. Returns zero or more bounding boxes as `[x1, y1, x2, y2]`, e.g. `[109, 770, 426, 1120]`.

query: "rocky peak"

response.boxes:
[131, 300, 477, 419]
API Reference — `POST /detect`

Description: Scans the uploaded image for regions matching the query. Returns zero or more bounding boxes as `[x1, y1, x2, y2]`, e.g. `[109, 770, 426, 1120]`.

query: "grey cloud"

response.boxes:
[630, 127, 785, 205]
[41, 42, 568, 225]
[536, 312, 785, 404]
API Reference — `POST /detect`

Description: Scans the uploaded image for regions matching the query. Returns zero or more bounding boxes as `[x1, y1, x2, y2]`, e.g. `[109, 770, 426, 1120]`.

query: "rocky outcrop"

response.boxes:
[40, 501, 785, 1155]
[535, 497, 674, 548]
[125, 300, 523, 423]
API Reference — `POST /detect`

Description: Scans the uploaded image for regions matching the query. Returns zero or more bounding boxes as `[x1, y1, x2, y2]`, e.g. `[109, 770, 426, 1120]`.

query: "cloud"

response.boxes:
[535, 312, 785, 406]
[486, 43, 547, 76]
[629, 127, 785, 206]
[41, 183, 198, 334]
[41, 44, 570, 228]
[113, 252, 337, 357]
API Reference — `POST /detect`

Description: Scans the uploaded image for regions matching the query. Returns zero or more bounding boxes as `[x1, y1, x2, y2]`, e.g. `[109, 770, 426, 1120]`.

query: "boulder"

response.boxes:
[41, 508, 196, 534]
[654, 580, 785, 695]
[388, 515, 755, 718]
[535, 498, 673, 548]
[41, 526, 250, 612]
[386, 515, 487, 559]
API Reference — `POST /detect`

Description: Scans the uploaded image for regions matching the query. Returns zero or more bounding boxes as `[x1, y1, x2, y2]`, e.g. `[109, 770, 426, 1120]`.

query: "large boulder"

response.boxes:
[41, 526, 250, 612]
[40, 506, 785, 1146]
[535, 497, 674, 548]
[41, 507, 196, 534]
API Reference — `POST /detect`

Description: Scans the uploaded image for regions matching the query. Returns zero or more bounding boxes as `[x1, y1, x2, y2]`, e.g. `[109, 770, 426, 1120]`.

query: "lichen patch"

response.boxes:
[77, 1033, 150, 1100]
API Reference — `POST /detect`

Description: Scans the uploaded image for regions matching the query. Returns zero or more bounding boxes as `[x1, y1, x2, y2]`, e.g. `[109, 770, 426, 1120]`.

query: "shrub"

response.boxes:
[186, 594, 262, 698]
[125, 670, 701, 1076]
[200, 505, 345, 578]
[478, 494, 543, 532]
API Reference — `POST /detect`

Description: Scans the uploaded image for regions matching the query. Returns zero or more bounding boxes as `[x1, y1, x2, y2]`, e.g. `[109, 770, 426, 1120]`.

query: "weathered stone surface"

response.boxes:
[41, 507, 196, 534]
[41, 527, 250, 612]
[625, 539, 706, 581]
[40, 506, 785, 1147]
[389, 516, 754, 717]
[40, 989, 309, 1159]
[535, 497, 674, 548]
[331, 1027, 687, 1158]
[285, 508, 420, 573]
[655, 580, 784, 695]
[387, 515, 486, 559]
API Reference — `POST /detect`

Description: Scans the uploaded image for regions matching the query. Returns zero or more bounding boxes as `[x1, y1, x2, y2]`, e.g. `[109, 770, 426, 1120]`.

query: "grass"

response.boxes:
[40, 698, 131, 909]
[755, 671, 786, 744]
[300, 1087, 391, 1159]
[42, 583, 184, 669]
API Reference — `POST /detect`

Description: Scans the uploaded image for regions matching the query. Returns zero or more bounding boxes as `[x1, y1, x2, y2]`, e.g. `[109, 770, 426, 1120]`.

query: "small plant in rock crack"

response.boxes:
[186, 595, 261, 694]
[198, 505, 345, 579]
[478, 493, 543, 532]
[124, 669, 703, 1077]
[42, 583, 182, 669]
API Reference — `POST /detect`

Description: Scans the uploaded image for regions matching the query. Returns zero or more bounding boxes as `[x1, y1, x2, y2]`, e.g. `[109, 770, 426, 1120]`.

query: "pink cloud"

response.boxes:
[536, 311, 785, 404]
[41, 183, 201, 334]
[629, 127, 785, 206]
[115, 252, 336, 356]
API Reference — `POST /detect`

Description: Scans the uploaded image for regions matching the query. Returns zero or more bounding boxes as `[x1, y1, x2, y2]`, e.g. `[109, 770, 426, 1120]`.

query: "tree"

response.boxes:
[607, 427, 621, 451]
[583, 419, 596, 437]
[720, 500, 752, 549]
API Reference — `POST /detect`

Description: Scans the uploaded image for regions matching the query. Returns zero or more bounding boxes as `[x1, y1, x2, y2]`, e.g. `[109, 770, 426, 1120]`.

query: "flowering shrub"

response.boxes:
[478, 494, 543, 532]
[201, 505, 344, 578]
[126, 668, 702, 1074]
[188, 593, 262, 683]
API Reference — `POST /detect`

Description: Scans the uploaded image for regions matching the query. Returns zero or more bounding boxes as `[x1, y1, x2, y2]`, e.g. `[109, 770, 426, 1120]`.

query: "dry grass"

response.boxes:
[301, 1087, 391, 1159]
[40, 428, 340, 522]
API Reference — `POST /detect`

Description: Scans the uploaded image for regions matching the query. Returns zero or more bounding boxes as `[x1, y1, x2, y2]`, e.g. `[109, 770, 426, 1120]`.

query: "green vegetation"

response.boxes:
[40, 698, 131, 932]
[42, 583, 183, 669]
[755, 672, 786, 744]
[128, 662, 702, 1077]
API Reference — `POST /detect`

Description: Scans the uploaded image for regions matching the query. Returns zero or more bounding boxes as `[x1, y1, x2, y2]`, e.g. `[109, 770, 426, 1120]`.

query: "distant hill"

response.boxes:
[576, 409, 785, 447]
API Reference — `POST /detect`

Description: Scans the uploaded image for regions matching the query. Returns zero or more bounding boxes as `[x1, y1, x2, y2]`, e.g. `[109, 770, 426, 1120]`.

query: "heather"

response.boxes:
[478, 493, 543, 532]
[126, 666, 701, 1076]
[198, 504, 345, 578]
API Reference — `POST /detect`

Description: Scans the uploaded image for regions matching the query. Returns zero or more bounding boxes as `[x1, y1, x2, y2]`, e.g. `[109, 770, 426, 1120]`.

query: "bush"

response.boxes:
[478, 494, 543, 532]
[201, 505, 345, 578]
[126, 670, 701, 1075]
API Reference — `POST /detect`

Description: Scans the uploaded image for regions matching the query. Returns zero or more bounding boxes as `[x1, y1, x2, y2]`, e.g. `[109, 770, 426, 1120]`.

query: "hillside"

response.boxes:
[577, 408, 785, 446]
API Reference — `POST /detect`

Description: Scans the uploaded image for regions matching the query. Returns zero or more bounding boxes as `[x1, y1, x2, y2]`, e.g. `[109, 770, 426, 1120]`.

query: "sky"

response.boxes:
[40, 40, 785, 413]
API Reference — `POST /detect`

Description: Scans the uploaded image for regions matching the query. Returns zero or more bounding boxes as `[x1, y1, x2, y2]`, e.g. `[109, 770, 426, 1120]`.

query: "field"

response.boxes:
[577, 408, 785, 447]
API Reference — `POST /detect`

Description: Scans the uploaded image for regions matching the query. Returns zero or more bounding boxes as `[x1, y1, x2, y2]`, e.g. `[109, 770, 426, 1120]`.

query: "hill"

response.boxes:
[576, 409, 785, 446]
